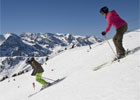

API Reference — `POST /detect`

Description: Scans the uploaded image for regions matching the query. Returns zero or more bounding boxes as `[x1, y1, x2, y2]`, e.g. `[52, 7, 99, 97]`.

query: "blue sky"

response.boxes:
[1, 0, 139, 38]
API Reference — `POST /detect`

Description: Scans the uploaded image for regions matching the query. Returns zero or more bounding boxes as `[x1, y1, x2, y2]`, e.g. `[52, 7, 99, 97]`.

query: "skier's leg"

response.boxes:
[113, 33, 119, 54]
[116, 24, 128, 55]
[36, 73, 47, 86]
[117, 32, 125, 55]
[113, 24, 128, 55]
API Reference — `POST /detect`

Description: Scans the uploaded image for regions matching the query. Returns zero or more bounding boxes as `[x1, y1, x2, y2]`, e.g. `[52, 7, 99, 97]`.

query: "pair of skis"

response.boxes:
[93, 49, 132, 71]
[28, 77, 66, 98]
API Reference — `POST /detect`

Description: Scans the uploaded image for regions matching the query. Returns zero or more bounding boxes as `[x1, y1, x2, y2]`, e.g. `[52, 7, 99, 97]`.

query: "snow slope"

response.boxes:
[0, 30, 140, 100]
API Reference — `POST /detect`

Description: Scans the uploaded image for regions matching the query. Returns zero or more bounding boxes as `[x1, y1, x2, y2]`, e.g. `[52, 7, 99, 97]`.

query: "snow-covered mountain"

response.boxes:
[0, 29, 139, 100]
[0, 32, 101, 57]
[20, 32, 102, 49]
[0, 32, 102, 78]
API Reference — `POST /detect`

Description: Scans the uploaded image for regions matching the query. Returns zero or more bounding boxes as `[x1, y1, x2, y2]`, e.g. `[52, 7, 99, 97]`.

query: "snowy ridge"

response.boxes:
[0, 30, 140, 100]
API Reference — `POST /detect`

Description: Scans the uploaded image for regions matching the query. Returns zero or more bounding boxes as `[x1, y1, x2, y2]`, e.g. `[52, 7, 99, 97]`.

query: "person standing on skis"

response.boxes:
[27, 57, 51, 90]
[100, 6, 128, 59]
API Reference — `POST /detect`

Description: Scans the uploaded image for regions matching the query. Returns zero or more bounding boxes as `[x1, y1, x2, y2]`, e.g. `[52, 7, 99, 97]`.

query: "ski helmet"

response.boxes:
[100, 6, 109, 14]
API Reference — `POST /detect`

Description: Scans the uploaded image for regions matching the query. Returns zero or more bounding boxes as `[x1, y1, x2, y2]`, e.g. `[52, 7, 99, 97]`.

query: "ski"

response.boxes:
[28, 77, 65, 98]
[93, 62, 108, 71]
[93, 49, 134, 71]
[28, 79, 59, 98]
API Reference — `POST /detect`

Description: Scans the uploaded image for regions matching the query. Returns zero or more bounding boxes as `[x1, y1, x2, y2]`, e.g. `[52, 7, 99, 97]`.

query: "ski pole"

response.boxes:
[104, 36, 120, 62]
[42, 77, 56, 82]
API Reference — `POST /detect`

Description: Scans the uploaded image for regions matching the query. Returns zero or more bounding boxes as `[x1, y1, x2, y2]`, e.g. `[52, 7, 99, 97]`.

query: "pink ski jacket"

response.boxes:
[104, 10, 127, 33]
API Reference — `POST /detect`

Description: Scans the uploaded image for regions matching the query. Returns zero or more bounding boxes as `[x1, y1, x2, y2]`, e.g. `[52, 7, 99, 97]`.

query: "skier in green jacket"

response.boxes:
[27, 57, 51, 90]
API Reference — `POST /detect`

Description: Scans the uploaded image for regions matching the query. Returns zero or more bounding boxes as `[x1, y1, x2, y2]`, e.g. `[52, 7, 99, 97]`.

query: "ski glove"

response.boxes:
[31, 72, 35, 76]
[101, 32, 106, 36]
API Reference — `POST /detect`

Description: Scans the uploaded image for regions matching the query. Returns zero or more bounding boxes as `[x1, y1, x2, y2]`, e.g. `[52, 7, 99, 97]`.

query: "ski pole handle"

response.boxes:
[32, 82, 35, 90]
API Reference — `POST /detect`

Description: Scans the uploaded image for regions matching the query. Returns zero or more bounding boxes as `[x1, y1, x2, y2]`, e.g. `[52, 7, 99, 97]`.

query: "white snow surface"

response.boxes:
[0, 30, 140, 100]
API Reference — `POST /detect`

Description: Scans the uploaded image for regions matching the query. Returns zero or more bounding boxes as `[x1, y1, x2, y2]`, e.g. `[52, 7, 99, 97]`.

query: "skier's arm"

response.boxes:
[30, 63, 37, 76]
[104, 15, 112, 33]
[31, 70, 36, 76]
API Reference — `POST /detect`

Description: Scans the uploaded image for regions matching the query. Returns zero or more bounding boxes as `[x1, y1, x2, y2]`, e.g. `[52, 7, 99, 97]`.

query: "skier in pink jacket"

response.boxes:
[100, 6, 128, 59]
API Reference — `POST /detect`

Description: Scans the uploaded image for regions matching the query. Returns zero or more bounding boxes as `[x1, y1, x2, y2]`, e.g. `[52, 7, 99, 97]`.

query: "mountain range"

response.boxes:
[0, 32, 102, 57]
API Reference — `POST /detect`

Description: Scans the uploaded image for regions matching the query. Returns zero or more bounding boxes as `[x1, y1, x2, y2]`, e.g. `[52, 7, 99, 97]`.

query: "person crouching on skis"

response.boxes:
[27, 57, 51, 90]
[100, 6, 128, 59]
